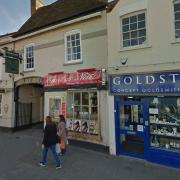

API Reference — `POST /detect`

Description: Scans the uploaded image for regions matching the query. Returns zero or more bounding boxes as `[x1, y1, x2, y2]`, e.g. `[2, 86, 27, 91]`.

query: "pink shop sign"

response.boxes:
[44, 69, 102, 87]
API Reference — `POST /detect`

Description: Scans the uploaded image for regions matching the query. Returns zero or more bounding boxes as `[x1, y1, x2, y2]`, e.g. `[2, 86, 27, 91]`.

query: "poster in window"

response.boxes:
[82, 120, 89, 133]
[89, 120, 98, 135]
[66, 119, 73, 131]
[73, 120, 81, 132]
[49, 98, 61, 119]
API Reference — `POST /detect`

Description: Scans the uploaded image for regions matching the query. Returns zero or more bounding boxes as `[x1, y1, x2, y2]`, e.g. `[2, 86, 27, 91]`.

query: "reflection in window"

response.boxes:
[67, 93, 73, 118]
[74, 93, 80, 105]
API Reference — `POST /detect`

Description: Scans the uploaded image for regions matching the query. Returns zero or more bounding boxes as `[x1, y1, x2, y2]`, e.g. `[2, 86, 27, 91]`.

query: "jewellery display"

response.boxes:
[149, 97, 180, 152]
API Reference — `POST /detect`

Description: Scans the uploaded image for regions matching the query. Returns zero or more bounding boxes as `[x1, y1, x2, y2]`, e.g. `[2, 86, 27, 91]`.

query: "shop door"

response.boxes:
[116, 97, 149, 157]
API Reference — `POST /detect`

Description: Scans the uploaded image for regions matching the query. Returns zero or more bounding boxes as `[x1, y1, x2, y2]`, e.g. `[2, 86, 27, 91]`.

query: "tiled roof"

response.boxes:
[13, 0, 108, 37]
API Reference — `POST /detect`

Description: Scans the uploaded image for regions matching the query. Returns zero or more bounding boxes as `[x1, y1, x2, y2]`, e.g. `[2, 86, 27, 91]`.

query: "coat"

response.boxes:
[42, 123, 59, 147]
[57, 121, 67, 144]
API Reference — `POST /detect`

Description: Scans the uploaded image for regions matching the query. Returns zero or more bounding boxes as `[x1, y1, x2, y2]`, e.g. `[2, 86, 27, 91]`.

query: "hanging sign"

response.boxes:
[44, 69, 102, 87]
[110, 72, 180, 94]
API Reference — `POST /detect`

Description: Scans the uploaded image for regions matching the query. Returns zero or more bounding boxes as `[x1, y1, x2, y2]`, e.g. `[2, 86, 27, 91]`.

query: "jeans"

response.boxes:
[42, 144, 60, 166]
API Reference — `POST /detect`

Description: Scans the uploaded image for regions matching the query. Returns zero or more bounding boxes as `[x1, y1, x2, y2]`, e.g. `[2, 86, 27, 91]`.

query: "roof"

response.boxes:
[107, 0, 119, 12]
[13, 0, 108, 37]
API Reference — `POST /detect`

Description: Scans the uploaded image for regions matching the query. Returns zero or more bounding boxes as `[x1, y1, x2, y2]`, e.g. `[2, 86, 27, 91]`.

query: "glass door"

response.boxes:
[118, 97, 148, 156]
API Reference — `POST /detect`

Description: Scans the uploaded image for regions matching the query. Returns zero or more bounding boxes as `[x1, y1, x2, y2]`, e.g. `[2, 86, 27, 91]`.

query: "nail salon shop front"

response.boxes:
[109, 72, 180, 168]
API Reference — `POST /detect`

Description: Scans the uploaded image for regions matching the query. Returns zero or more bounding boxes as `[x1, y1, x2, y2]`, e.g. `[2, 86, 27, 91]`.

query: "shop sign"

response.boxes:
[44, 69, 102, 87]
[110, 72, 180, 94]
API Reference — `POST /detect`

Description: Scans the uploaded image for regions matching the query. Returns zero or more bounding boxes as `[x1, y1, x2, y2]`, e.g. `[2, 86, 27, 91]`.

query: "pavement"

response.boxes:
[0, 126, 180, 180]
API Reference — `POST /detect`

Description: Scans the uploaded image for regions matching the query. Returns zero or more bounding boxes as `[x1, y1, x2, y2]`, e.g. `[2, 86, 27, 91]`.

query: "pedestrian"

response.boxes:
[57, 114, 67, 155]
[39, 116, 61, 169]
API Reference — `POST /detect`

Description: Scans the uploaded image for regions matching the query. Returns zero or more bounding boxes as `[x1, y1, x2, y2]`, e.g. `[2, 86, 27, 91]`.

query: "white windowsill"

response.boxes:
[64, 60, 83, 66]
[119, 44, 152, 52]
[171, 38, 180, 44]
[23, 68, 35, 72]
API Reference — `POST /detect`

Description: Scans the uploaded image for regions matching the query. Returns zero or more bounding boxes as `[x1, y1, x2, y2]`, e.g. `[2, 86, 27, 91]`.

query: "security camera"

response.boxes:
[120, 57, 128, 65]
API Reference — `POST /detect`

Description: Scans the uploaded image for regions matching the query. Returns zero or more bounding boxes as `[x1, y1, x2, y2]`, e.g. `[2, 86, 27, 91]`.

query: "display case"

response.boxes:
[149, 97, 180, 152]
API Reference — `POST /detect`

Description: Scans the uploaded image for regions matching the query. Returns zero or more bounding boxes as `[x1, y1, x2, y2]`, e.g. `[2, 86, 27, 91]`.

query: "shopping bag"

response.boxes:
[56, 143, 61, 154]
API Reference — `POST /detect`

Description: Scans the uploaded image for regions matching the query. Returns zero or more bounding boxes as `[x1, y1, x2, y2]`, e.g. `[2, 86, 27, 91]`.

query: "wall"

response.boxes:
[107, 0, 180, 75]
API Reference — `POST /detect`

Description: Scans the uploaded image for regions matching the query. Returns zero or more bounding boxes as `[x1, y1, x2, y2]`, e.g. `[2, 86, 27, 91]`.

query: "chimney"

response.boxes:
[31, 0, 44, 15]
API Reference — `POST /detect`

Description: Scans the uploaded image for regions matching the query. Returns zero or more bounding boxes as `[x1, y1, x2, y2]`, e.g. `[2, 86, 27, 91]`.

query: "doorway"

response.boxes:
[115, 96, 149, 157]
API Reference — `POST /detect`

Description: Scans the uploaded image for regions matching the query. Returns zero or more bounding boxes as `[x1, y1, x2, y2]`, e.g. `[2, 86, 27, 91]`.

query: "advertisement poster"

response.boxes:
[73, 120, 81, 132]
[89, 120, 98, 135]
[82, 120, 89, 133]
[66, 119, 73, 131]
[49, 97, 61, 119]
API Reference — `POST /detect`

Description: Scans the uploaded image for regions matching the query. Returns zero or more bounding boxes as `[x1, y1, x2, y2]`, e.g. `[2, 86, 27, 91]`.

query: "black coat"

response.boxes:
[42, 124, 59, 147]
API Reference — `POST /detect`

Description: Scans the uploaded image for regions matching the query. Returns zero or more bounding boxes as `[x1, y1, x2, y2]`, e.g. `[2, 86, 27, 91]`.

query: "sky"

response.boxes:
[0, 0, 57, 35]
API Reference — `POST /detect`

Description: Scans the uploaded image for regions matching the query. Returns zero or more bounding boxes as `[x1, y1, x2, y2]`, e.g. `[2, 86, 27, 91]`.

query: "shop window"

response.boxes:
[149, 97, 180, 152]
[66, 91, 99, 135]
[65, 30, 82, 64]
[121, 12, 146, 47]
[24, 44, 35, 71]
[174, 2, 180, 39]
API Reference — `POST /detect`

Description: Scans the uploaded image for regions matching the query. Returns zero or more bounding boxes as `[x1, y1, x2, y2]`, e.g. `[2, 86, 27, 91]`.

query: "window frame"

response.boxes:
[64, 30, 82, 64]
[0, 94, 2, 116]
[66, 90, 99, 135]
[24, 43, 35, 71]
[120, 11, 148, 50]
[174, 1, 180, 40]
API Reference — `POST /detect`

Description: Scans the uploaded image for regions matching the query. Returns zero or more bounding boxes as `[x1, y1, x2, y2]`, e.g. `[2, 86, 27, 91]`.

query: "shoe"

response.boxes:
[39, 162, 46, 167]
[56, 165, 62, 169]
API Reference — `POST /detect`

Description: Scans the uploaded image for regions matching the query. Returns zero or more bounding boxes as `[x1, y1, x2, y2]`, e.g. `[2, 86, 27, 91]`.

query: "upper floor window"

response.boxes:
[174, 2, 180, 39]
[0, 94, 2, 116]
[121, 12, 146, 48]
[65, 30, 82, 64]
[24, 44, 34, 71]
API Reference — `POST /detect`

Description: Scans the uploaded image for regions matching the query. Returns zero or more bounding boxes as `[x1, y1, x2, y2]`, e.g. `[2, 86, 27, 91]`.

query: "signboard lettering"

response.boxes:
[110, 72, 180, 94]
[44, 70, 102, 87]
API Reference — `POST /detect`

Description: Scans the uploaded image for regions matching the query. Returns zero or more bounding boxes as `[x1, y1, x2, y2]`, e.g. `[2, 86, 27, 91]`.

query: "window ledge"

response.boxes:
[23, 69, 35, 73]
[171, 39, 180, 44]
[119, 44, 152, 52]
[63, 61, 83, 66]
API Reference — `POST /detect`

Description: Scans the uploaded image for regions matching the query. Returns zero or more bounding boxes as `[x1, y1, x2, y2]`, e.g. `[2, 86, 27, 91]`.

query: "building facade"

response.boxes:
[0, 0, 109, 147]
[107, 0, 180, 168]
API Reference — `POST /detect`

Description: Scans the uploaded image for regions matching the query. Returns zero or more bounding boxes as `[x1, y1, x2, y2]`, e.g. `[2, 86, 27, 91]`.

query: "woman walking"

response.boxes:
[39, 116, 61, 169]
[57, 115, 67, 155]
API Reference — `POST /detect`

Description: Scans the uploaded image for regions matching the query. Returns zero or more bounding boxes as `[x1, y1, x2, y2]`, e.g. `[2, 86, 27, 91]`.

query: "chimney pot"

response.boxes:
[31, 0, 44, 15]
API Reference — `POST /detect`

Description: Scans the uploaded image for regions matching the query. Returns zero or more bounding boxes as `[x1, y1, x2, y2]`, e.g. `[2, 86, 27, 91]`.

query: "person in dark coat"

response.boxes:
[39, 116, 61, 169]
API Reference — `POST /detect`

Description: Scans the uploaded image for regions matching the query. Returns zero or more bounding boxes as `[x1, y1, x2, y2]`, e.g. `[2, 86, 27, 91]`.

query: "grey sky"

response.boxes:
[0, 0, 57, 35]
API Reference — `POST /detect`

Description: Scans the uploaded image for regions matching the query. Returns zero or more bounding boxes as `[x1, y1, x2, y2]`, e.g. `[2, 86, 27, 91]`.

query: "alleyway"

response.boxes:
[0, 127, 179, 180]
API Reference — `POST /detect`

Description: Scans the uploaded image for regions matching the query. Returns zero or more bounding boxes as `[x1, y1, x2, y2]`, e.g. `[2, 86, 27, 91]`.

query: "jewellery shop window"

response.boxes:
[149, 97, 180, 152]
[66, 91, 99, 135]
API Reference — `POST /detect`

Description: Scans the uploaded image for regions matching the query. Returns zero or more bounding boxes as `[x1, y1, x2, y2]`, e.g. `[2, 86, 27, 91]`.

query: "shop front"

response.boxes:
[44, 69, 108, 145]
[109, 71, 180, 168]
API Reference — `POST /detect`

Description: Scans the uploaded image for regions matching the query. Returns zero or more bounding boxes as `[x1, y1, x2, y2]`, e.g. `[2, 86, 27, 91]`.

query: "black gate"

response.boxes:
[15, 102, 32, 129]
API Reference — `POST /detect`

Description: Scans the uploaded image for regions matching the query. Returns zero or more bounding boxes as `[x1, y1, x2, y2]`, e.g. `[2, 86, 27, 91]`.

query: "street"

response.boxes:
[0, 126, 179, 180]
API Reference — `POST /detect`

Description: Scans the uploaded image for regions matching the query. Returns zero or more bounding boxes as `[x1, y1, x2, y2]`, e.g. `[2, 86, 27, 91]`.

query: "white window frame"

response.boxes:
[64, 30, 82, 64]
[0, 94, 2, 116]
[120, 11, 148, 50]
[24, 43, 35, 71]
[174, 0, 180, 40]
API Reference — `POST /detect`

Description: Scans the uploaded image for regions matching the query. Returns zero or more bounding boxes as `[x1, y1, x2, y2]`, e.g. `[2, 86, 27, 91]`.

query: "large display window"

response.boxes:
[66, 90, 99, 137]
[149, 97, 180, 152]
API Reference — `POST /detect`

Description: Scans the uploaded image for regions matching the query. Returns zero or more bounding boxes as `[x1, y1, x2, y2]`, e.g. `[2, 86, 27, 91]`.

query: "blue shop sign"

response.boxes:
[109, 72, 180, 94]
